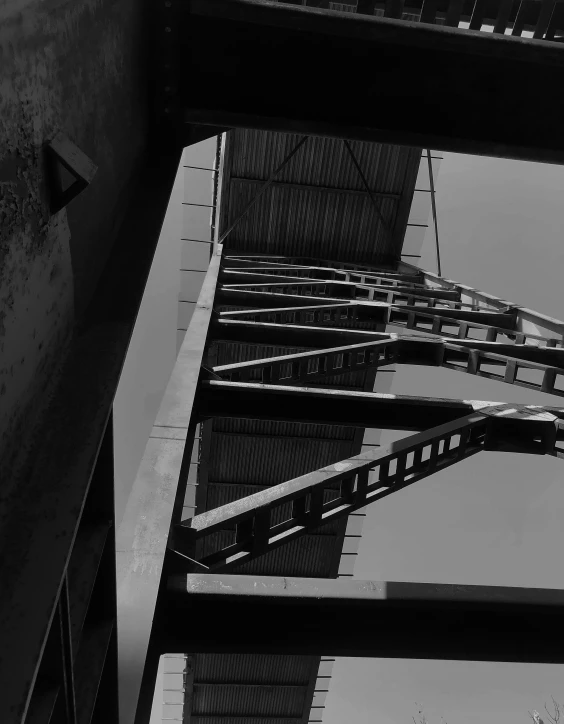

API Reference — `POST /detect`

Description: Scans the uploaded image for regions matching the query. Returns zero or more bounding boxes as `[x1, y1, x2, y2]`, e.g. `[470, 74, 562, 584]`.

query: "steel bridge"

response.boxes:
[2, 1, 564, 724]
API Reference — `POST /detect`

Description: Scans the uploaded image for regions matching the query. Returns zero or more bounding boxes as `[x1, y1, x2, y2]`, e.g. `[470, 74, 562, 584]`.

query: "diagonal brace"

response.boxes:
[172, 413, 488, 572]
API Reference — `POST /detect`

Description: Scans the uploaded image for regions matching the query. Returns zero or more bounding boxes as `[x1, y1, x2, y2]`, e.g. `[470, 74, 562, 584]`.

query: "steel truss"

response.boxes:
[119, 247, 564, 724]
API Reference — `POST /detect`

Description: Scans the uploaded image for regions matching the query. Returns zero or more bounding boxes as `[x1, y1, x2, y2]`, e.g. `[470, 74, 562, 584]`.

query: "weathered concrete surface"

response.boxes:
[0, 0, 150, 485]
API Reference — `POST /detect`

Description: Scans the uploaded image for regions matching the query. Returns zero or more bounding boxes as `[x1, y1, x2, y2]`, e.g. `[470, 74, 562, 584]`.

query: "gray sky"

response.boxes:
[117, 144, 564, 724]
[323, 151, 564, 724]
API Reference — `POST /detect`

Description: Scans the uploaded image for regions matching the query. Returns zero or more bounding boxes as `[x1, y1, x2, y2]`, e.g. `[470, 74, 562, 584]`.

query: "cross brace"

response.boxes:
[211, 332, 564, 397]
[174, 401, 563, 572]
[221, 280, 460, 303]
[217, 288, 557, 348]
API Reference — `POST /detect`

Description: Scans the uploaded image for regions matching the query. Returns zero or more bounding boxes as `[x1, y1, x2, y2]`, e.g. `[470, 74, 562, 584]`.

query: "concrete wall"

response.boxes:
[0, 0, 150, 482]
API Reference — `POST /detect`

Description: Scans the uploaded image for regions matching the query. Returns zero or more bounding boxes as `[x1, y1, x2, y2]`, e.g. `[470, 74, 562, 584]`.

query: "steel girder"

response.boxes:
[123, 249, 564, 724]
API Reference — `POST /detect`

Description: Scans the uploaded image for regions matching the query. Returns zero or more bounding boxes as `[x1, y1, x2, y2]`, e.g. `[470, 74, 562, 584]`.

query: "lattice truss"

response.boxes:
[170, 252, 564, 573]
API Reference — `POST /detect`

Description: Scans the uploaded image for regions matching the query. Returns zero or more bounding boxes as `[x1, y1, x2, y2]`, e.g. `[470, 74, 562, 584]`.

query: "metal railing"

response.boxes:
[354, 0, 564, 41]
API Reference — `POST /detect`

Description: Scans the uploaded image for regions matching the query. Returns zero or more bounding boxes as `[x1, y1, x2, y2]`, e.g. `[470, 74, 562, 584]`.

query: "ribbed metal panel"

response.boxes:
[223, 129, 415, 264]
[216, 342, 306, 364]
[208, 435, 355, 486]
[192, 684, 307, 716]
[236, 535, 338, 577]
[194, 655, 314, 684]
[188, 46, 420, 724]
[191, 718, 302, 724]
[225, 181, 394, 264]
[230, 131, 409, 194]
[211, 418, 356, 442]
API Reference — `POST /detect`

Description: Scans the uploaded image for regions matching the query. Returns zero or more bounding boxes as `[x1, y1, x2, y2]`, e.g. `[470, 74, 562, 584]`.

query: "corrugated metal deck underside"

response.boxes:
[219, 129, 421, 265]
[181, 124, 419, 723]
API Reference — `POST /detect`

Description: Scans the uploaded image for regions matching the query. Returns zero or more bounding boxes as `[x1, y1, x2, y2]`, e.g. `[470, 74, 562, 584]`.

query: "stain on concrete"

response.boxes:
[0, 0, 150, 510]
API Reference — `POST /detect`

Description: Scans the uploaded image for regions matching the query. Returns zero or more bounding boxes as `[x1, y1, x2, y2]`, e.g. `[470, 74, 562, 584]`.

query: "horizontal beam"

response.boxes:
[224, 254, 406, 275]
[163, 574, 564, 662]
[212, 329, 564, 397]
[198, 380, 476, 430]
[212, 318, 561, 365]
[217, 287, 350, 309]
[221, 280, 461, 302]
[221, 268, 426, 287]
[212, 319, 388, 347]
[217, 300, 509, 327]
[224, 256, 422, 282]
[181, 0, 564, 164]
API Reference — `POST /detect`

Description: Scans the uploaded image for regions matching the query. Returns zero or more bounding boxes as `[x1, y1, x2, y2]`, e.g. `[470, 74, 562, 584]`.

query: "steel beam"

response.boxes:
[175, 401, 562, 572]
[163, 574, 564, 663]
[180, 0, 564, 164]
[213, 319, 389, 347]
[116, 246, 223, 724]
[212, 333, 564, 397]
[213, 339, 400, 384]
[398, 260, 564, 344]
[221, 280, 460, 302]
[198, 380, 479, 430]
[174, 413, 488, 571]
[229, 176, 402, 200]
[224, 256, 422, 282]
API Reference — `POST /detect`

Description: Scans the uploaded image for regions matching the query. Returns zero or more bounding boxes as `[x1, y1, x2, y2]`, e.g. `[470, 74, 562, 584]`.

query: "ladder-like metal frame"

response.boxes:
[118, 245, 564, 724]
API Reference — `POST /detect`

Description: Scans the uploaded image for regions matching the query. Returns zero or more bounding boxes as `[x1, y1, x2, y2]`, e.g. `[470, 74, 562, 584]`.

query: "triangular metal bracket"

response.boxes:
[44, 131, 97, 214]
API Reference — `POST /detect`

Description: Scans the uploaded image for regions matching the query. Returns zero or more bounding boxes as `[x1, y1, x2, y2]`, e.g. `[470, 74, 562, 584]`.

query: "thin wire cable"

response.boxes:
[343, 139, 393, 243]
[218, 135, 309, 245]
[426, 149, 442, 277]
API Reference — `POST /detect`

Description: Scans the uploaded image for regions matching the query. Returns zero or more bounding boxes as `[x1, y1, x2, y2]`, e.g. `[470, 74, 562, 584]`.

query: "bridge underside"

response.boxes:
[178, 0, 564, 165]
[3, 0, 564, 723]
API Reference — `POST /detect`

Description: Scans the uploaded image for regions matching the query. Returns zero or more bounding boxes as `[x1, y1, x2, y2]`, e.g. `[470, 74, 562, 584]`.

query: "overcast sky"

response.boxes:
[118, 142, 564, 724]
[323, 151, 564, 724]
